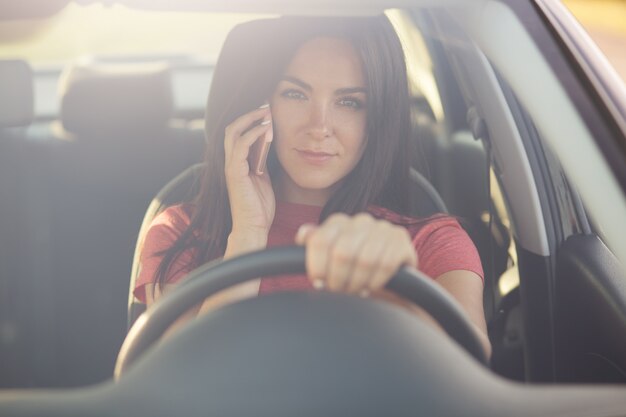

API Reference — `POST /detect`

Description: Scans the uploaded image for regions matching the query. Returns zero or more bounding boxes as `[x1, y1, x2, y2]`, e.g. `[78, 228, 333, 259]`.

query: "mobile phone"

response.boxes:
[248, 121, 273, 176]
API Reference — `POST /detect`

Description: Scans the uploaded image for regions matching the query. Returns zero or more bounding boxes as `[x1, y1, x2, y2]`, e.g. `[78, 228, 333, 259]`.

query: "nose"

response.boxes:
[306, 100, 332, 139]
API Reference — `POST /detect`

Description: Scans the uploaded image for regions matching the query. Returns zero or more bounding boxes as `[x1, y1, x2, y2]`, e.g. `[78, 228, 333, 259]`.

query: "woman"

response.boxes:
[134, 15, 491, 355]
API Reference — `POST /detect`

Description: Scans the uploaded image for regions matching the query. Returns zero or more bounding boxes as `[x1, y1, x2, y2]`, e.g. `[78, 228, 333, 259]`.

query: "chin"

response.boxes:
[289, 171, 343, 193]
[293, 177, 338, 191]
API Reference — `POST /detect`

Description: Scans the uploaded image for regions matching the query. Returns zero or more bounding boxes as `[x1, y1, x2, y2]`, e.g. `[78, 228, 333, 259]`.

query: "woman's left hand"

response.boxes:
[295, 213, 418, 295]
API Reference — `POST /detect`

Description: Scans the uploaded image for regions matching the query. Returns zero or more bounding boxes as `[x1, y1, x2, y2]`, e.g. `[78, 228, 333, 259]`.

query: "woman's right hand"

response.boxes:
[200, 105, 275, 313]
[224, 104, 276, 239]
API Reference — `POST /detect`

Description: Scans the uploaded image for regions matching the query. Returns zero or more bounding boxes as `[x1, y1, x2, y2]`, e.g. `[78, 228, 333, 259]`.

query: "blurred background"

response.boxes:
[563, 0, 626, 82]
[0, 1, 624, 82]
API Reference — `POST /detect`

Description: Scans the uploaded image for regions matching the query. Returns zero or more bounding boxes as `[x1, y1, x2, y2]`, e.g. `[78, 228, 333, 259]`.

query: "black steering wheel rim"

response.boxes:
[115, 246, 487, 377]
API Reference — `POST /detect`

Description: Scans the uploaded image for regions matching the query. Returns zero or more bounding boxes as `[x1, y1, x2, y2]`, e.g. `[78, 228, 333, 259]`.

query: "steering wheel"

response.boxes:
[115, 246, 487, 377]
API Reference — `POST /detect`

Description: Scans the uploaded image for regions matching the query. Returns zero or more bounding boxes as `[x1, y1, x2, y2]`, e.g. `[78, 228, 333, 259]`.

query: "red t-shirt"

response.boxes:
[133, 201, 483, 303]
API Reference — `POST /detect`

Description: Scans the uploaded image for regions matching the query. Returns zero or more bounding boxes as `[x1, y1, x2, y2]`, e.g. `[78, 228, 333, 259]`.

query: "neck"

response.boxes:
[276, 183, 330, 206]
[275, 174, 339, 207]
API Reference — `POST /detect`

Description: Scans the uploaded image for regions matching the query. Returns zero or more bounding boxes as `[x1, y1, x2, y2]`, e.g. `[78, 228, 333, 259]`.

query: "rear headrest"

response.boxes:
[59, 61, 173, 135]
[0, 60, 34, 127]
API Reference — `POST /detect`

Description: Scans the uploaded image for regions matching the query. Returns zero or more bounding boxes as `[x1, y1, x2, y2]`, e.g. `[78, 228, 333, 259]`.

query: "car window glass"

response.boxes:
[561, 0, 626, 84]
[498, 73, 588, 243]
[0, 6, 273, 121]
[387, 9, 445, 125]
[0, 4, 271, 65]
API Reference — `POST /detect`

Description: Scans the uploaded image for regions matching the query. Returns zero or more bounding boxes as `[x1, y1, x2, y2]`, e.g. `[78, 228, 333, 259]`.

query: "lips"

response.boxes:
[296, 149, 336, 164]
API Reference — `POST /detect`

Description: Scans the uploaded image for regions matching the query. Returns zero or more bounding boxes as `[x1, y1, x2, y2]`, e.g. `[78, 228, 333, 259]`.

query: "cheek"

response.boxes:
[269, 101, 301, 140]
[336, 112, 367, 152]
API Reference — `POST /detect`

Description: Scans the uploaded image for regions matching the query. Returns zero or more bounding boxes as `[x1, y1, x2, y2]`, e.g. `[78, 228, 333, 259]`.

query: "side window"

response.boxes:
[392, 9, 520, 324]
[498, 75, 587, 244]
[386, 9, 445, 125]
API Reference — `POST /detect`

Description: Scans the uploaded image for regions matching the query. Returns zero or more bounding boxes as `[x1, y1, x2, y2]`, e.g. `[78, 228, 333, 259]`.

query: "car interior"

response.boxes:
[0, 56, 206, 387]
[1, 0, 626, 415]
[0, 13, 517, 389]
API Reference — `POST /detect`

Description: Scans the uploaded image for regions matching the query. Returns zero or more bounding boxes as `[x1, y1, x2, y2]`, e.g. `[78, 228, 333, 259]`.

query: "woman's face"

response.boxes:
[269, 37, 367, 206]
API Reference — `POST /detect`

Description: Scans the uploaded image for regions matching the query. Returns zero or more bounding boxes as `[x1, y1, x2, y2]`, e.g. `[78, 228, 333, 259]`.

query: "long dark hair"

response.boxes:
[154, 15, 416, 291]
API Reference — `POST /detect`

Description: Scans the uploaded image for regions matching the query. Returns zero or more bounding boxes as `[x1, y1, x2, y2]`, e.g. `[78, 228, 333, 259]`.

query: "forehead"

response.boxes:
[284, 37, 365, 88]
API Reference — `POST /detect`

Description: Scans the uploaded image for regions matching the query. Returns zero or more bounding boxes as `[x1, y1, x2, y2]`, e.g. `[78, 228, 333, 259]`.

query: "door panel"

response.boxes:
[554, 234, 626, 383]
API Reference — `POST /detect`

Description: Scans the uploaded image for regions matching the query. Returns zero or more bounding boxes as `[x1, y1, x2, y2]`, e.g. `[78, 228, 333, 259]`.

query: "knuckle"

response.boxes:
[354, 212, 373, 223]
[391, 225, 411, 243]
[308, 232, 331, 251]
[375, 218, 392, 232]
[355, 255, 376, 271]
[392, 224, 407, 235]
[331, 246, 353, 264]
[327, 212, 349, 224]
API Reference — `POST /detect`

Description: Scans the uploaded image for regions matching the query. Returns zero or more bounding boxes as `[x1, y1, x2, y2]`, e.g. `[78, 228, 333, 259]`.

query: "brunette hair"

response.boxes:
[154, 15, 416, 291]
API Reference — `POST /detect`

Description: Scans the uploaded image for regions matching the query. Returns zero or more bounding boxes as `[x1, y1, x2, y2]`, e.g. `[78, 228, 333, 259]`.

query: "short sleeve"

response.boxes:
[133, 206, 195, 303]
[411, 216, 484, 283]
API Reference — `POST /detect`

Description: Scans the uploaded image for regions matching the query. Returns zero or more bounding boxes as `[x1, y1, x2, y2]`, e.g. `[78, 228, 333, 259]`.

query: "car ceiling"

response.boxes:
[1, 0, 68, 20]
[1, 0, 475, 20]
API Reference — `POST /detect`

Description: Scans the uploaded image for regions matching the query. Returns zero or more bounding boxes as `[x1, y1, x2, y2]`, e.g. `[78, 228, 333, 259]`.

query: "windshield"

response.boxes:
[0, 3, 271, 66]
[1, 0, 626, 397]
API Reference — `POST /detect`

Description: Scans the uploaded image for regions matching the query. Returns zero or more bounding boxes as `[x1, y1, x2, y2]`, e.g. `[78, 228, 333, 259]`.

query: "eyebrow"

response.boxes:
[282, 75, 367, 95]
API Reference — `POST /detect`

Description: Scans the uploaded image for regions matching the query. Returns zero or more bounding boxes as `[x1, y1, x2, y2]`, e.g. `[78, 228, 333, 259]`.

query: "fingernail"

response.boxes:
[260, 119, 271, 126]
[259, 103, 269, 109]
[313, 279, 325, 290]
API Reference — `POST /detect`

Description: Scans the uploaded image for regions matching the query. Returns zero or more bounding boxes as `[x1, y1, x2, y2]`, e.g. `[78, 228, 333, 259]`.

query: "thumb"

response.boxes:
[295, 223, 317, 245]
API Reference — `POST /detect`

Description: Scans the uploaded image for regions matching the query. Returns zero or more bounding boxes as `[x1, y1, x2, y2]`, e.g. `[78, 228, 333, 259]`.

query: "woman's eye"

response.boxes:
[338, 97, 364, 110]
[281, 89, 307, 100]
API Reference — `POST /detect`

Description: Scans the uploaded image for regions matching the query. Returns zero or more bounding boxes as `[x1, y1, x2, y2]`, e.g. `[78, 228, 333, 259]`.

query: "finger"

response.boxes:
[295, 223, 318, 245]
[325, 213, 374, 293]
[304, 213, 349, 290]
[224, 106, 270, 156]
[230, 119, 272, 161]
[226, 104, 270, 138]
[345, 220, 389, 294]
[368, 227, 417, 291]
[224, 126, 273, 183]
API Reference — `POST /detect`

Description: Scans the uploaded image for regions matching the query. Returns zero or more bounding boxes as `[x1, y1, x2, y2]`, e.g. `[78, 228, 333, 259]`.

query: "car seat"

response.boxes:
[0, 60, 33, 128]
[0, 59, 38, 388]
[14, 59, 205, 387]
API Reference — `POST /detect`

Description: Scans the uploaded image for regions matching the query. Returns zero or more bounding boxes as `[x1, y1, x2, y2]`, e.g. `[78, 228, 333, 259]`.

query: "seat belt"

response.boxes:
[467, 106, 498, 323]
